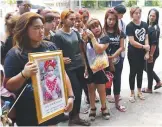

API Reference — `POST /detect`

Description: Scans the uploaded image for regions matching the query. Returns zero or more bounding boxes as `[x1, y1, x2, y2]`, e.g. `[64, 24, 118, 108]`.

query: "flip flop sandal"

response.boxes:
[116, 105, 126, 112]
[89, 107, 96, 121]
[107, 96, 115, 103]
[142, 88, 152, 93]
[129, 96, 135, 103]
[154, 85, 162, 90]
[101, 107, 110, 120]
[137, 93, 145, 100]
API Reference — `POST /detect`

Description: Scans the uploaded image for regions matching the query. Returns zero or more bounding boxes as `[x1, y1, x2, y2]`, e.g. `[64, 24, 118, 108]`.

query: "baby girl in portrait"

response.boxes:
[43, 60, 62, 101]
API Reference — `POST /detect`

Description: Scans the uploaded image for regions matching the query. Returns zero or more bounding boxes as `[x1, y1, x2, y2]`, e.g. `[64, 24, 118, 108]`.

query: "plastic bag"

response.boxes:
[86, 43, 109, 73]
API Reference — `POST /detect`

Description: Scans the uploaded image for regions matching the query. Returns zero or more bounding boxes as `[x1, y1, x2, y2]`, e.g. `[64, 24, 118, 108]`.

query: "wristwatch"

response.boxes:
[68, 96, 75, 100]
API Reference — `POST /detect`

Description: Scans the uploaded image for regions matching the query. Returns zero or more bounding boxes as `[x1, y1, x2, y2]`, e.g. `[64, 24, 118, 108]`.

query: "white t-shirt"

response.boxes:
[118, 19, 126, 35]
[118, 19, 126, 58]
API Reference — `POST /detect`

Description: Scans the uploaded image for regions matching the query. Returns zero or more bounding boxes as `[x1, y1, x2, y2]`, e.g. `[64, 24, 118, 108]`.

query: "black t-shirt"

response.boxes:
[4, 36, 13, 55]
[1, 41, 5, 62]
[105, 31, 125, 55]
[126, 21, 148, 52]
[4, 41, 65, 126]
[1, 36, 13, 61]
[53, 29, 84, 71]
[148, 25, 160, 57]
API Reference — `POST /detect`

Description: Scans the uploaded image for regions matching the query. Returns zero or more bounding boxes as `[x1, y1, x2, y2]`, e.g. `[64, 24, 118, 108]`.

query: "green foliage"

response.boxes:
[145, 0, 161, 6]
[4, 0, 16, 5]
[98, 1, 107, 8]
[124, 0, 137, 7]
[152, 0, 161, 6]
[82, 0, 96, 8]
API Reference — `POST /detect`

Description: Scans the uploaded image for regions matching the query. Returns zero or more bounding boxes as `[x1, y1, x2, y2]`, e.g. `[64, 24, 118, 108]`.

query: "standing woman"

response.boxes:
[53, 10, 90, 126]
[2, 14, 19, 63]
[82, 18, 110, 121]
[142, 8, 162, 93]
[74, 12, 90, 113]
[103, 9, 126, 112]
[4, 12, 74, 126]
[126, 6, 150, 103]
[78, 9, 100, 103]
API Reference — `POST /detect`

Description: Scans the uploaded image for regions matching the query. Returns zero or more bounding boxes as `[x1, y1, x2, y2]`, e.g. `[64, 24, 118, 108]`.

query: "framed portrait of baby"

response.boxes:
[28, 51, 67, 124]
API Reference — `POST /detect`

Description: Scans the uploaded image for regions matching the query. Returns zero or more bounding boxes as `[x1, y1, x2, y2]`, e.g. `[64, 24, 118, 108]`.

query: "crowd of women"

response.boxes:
[0, 0, 162, 126]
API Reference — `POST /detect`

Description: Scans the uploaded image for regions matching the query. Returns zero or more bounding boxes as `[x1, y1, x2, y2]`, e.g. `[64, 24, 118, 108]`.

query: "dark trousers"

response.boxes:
[128, 52, 144, 90]
[106, 59, 123, 95]
[66, 66, 89, 119]
[144, 57, 160, 89]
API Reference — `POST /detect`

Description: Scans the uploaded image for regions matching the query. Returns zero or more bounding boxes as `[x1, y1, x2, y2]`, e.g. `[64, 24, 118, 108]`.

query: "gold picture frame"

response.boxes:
[28, 50, 67, 124]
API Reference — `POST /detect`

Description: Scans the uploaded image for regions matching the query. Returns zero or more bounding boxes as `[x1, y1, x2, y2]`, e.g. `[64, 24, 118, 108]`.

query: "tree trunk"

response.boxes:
[95, 0, 99, 9]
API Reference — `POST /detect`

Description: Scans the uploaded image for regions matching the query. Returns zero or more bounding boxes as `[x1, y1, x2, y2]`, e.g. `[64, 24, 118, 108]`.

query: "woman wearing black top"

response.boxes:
[4, 12, 74, 126]
[142, 8, 162, 93]
[82, 18, 110, 121]
[2, 14, 19, 63]
[126, 6, 150, 103]
[103, 9, 126, 112]
[53, 9, 90, 126]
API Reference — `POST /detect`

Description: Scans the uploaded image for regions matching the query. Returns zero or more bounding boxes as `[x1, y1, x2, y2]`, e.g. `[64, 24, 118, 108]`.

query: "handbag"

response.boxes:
[105, 71, 114, 88]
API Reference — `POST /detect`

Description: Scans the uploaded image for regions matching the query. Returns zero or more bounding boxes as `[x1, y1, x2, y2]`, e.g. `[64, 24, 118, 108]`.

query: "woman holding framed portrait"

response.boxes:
[4, 12, 74, 126]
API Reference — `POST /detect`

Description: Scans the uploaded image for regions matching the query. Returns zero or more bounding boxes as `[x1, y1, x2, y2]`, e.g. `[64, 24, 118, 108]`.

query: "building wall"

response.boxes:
[43, 0, 70, 12]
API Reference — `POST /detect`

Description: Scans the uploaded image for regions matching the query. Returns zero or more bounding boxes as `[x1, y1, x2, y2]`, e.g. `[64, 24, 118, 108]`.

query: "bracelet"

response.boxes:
[21, 71, 26, 79]
[68, 96, 75, 100]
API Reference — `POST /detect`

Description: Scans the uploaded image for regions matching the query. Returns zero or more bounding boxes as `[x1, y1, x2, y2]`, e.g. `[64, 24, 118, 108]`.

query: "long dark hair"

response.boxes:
[147, 8, 159, 26]
[103, 8, 120, 35]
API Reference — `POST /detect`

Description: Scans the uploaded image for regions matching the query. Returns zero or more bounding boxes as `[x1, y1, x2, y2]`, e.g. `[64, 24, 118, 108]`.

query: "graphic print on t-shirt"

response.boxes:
[105, 33, 123, 65]
[109, 36, 120, 45]
[135, 28, 146, 42]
